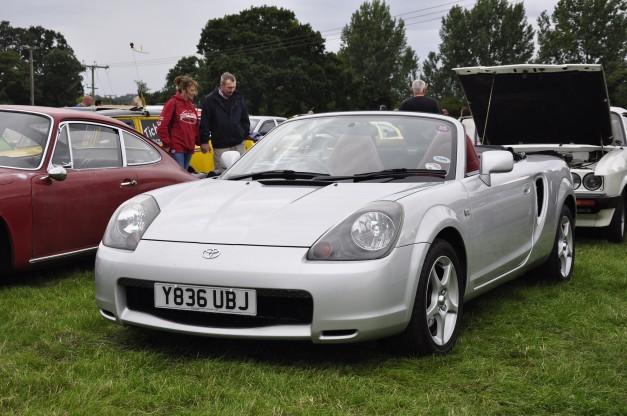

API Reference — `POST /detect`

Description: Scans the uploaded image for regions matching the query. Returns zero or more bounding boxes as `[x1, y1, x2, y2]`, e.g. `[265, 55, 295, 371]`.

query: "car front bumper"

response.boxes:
[575, 194, 621, 227]
[95, 240, 429, 344]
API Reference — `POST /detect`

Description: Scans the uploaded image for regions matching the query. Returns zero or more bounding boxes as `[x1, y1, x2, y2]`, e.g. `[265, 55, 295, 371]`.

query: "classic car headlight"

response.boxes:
[102, 194, 160, 251]
[571, 173, 581, 190]
[582, 173, 602, 191]
[307, 201, 403, 261]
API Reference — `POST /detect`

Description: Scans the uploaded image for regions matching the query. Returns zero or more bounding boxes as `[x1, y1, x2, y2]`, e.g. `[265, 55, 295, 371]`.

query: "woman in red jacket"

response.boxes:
[157, 75, 200, 170]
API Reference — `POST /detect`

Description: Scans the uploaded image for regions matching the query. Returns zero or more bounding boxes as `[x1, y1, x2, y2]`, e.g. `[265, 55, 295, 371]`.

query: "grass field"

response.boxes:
[0, 236, 625, 415]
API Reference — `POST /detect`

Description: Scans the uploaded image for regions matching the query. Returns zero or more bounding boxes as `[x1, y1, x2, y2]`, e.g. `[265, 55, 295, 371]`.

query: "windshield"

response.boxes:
[222, 114, 458, 180]
[0, 111, 51, 169]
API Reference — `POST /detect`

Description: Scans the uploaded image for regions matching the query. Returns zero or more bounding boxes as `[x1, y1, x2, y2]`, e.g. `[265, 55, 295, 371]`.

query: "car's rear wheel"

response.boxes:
[541, 205, 575, 281]
[386, 239, 463, 356]
[606, 190, 625, 243]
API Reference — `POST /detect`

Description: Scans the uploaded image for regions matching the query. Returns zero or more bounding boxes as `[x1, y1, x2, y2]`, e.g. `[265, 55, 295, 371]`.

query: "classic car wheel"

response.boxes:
[541, 205, 575, 281]
[387, 239, 463, 356]
[606, 191, 625, 243]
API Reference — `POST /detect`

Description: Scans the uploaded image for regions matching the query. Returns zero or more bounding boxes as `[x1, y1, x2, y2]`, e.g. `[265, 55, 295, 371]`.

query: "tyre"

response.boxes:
[387, 239, 464, 356]
[606, 191, 625, 243]
[541, 205, 575, 281]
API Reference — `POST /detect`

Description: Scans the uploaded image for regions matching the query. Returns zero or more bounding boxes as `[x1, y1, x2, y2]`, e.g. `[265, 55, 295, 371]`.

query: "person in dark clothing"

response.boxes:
[399, 79, 442, 114]
[200, 72, 251, 172]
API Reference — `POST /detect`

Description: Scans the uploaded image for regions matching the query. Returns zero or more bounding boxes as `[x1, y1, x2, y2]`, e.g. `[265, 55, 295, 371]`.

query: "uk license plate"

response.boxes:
[154, 283, 257, 316]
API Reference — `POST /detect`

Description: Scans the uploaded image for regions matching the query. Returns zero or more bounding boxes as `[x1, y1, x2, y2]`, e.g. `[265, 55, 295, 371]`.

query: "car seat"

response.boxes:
[326, 134, 384, 176]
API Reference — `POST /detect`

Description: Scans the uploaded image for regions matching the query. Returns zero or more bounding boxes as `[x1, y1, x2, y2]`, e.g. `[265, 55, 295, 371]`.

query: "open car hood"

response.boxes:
[454, 64, 613, 146]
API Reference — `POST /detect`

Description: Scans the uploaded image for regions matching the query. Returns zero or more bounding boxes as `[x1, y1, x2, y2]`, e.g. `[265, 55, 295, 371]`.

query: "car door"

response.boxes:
[30, 122, 139, 260]
[461, 166, 536, 288]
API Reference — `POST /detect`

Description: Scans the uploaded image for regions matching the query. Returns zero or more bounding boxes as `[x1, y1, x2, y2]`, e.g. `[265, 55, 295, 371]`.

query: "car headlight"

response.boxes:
[571, 173, 581, 190]
[307, 201, 403, 261]
[102, 194, 160, 251]
[582, 173, 602, 191]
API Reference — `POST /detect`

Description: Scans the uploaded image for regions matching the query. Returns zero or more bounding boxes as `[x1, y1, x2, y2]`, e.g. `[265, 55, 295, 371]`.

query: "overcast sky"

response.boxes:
[5, 0, 558, 99]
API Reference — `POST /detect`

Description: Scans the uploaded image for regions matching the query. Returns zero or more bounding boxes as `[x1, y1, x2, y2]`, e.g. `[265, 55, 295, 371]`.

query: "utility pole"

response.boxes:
[83, 62, 109, 98]
[24, 45, 36, 105]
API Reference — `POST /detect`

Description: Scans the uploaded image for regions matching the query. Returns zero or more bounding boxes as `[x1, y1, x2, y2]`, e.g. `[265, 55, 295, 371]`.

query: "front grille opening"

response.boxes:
[119, 278, 313, 329]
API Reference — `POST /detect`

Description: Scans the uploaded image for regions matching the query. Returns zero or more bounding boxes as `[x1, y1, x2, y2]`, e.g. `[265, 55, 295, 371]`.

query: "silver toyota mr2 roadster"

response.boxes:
[95, 111, 576, 355]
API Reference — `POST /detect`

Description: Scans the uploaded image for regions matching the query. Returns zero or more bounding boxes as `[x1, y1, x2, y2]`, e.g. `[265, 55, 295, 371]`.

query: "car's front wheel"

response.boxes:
[387, 239, 463, 356]
[606, 190, 625, 243]
[541, 205, 575, 281]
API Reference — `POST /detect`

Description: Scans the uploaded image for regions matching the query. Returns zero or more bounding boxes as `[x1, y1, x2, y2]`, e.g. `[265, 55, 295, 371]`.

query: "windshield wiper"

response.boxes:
[314, 168, 447, 182]
[227, 170, 330, 181]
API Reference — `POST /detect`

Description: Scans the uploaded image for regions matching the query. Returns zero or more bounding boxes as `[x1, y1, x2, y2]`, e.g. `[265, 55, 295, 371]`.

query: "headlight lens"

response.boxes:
[571, 173, 581, 190]
[102, 194, 160, 251]
[582, 173, 602, 191]
[308, 201, 403, 261]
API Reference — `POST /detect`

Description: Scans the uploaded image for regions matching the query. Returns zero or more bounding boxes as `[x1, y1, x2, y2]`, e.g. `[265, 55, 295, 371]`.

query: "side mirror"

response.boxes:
[220, 151, 241, 170]
[480, 150, 514, 186]
[42, 165, 68, 182]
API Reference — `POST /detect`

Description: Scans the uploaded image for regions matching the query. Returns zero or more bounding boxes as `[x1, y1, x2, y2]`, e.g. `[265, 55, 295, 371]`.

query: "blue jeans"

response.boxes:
[172, 152, 193, 171]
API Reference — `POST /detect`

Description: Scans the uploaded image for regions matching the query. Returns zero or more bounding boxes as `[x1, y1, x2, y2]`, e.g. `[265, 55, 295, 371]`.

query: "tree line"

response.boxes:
[1, 0, 625, 116]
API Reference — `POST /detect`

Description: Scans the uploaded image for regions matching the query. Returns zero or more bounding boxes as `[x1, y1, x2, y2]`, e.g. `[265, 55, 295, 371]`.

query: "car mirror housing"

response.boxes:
[43, 165, 68, 182]
[480, 150, 514, 186]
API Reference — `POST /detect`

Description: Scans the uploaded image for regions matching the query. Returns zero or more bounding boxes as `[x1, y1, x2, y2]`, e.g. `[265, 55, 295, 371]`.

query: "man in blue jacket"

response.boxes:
[200, 72, 251, 172]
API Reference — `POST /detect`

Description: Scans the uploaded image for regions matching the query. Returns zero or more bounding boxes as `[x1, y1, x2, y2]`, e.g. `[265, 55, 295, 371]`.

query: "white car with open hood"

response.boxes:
[95, 111, 575, 355]
[455, 64, 627, 243]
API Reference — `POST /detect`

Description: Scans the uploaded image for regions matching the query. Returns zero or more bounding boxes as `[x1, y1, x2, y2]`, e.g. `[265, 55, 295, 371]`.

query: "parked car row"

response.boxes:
[4, 63, 623, 356]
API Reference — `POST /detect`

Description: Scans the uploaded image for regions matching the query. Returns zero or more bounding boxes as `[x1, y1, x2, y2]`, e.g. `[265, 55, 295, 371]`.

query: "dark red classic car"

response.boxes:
[0, 105, 197, 274]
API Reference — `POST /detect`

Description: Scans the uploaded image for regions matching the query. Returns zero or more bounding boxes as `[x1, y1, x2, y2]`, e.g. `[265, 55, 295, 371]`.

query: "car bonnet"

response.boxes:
[142, 179, 435, 246]
[454, 64, 613, 146]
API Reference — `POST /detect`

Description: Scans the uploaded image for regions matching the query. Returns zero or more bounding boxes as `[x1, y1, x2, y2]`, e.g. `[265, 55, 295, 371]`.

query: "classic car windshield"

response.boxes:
[0, 111, 51, 169]
[223, 114, 458, 180]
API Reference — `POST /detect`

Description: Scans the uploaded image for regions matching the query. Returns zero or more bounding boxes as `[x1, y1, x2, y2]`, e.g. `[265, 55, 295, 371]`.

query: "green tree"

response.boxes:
[0, 21, 83, 106]
[0, 50, 30, 104]
[338, 0, 418, 110]
[423, 0, 535, 113]
[196, 6, 334, 116]
[537, 0, 627, 107]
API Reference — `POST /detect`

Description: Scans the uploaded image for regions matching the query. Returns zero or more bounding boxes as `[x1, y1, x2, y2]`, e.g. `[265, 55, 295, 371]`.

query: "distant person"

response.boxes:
[157, 75, 200, 170]
[441, 108, 450, 116]
[76, 95, 93, 107]
[399, 80, 441, 114]
[200, 72, 251, 172]
[379, 104, 387, 111]
[95, 99, 103, 106]
[130, 96, 142, 109]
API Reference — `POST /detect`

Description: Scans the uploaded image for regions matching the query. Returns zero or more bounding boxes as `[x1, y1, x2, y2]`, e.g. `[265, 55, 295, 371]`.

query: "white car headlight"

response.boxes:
[308, 201, 403, 261]
[571, 173, 581, 190]
[102, 194, 160, 251]
[582, 173, 602, 191]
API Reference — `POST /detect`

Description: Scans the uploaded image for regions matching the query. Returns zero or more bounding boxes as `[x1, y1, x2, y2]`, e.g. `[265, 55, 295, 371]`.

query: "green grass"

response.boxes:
[1, 237, 625, 415]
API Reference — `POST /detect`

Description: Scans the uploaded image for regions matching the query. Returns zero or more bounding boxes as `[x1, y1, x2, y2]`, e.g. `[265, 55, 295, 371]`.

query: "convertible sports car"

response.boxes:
[455, 64, 627, 243]
[95, 111, 575, 355]
[0, 105, 196, 274]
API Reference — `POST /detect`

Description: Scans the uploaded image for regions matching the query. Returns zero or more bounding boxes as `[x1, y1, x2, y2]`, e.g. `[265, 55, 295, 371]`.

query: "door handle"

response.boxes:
[523, 183, 531, 195]
[121, 179, 137, 187]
